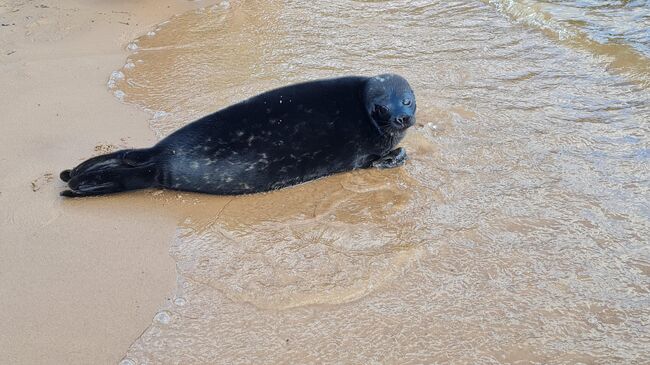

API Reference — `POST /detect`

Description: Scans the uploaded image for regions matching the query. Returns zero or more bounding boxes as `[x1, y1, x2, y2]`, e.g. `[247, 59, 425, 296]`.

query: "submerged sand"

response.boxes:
[111, 2, 650, 363]
[0, 1, 214, 364]
[2, 0, 649, 364]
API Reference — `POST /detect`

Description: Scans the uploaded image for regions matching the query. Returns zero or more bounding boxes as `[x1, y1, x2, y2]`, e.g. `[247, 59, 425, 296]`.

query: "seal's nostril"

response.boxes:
[395, 115, 411, 127]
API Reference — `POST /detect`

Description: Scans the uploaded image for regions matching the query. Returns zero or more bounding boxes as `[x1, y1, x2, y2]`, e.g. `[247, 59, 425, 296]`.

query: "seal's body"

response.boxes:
[60, 74, 416, 197]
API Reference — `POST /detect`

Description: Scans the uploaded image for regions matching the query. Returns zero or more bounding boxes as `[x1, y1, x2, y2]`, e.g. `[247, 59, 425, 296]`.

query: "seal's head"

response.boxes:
[363, 73, 416, 134]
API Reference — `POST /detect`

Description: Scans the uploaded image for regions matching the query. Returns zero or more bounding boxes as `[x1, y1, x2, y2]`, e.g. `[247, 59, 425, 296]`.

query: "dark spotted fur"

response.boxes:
[60, 74, 416, 197]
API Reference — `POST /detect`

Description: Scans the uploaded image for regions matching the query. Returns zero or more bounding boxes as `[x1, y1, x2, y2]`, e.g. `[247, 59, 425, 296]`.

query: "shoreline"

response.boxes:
[3, 0, 648, 363]
[0, 1, 214, 363]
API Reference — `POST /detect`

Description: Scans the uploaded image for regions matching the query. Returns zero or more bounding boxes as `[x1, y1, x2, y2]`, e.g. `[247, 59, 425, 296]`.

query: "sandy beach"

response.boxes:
[2, 0, 648, 364]
[0, 1, 213, 363]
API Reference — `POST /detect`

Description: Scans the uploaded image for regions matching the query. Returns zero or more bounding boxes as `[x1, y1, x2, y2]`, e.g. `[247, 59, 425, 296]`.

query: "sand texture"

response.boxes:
[2, 1, 649, 364]
[0, 1, 213, 364]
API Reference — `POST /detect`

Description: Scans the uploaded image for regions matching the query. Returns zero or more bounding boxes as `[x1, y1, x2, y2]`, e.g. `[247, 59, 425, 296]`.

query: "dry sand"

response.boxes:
[0, 1, 213, 363]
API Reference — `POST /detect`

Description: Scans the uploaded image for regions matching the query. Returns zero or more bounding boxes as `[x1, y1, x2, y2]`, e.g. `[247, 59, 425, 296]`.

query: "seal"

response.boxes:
[60, 73, 416, 197]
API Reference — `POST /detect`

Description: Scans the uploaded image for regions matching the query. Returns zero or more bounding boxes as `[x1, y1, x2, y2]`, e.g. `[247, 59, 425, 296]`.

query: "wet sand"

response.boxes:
[0, 1, 214, 364]
[2, 0, 649, 364]
[115, 1, 649, 364]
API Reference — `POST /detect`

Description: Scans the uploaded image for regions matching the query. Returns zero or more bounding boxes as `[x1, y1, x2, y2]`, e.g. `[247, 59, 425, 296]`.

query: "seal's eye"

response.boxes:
[402, 99, 412, 106]
[372, 104, 391, 120]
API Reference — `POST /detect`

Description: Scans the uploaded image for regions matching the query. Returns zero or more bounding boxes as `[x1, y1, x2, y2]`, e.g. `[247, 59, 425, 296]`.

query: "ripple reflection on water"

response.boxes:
[114, 1, 649, 363]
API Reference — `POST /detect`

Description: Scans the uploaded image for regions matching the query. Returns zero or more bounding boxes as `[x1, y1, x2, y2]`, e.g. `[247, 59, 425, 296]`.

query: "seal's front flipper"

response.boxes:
[372, 147, 408, 169]
[61, 165, 158, 197]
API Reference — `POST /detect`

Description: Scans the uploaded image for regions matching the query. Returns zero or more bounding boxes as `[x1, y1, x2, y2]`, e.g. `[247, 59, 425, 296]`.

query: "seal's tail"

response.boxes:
[60, 148, 160, 197]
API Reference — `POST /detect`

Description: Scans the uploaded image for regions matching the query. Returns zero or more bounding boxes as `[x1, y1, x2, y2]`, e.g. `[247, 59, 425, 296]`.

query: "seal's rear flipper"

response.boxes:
[60, 169, 72, 182]
[60, 148, 157, 182]
[60, 148, 160, 197]
[61, 165, 158, 197]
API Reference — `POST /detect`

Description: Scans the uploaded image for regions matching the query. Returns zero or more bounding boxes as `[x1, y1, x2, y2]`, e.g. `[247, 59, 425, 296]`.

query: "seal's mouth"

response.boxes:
[371, 104, 415, 132]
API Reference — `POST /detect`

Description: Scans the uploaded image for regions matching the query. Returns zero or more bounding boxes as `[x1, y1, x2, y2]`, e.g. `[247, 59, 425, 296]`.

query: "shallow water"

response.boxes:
[111, 0, 649, 363]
